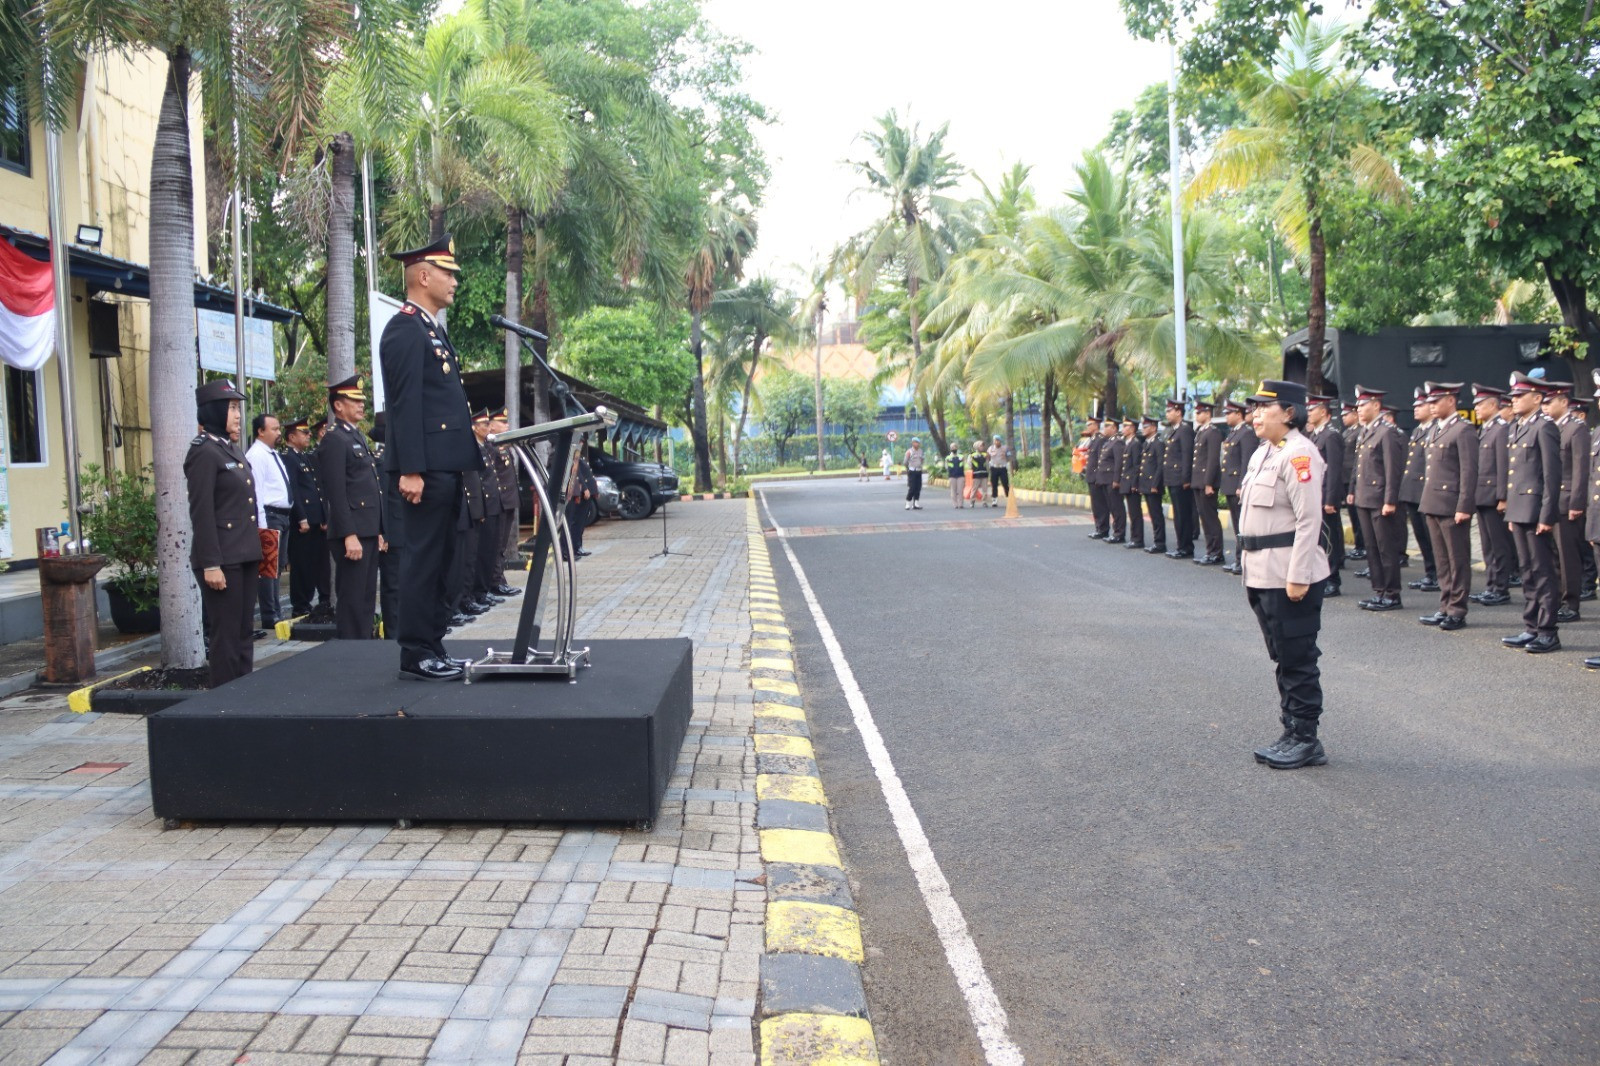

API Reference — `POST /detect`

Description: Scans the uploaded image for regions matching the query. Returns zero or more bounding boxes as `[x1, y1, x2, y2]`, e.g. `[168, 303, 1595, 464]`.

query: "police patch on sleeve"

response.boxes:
[1290, 455, 1313, 482]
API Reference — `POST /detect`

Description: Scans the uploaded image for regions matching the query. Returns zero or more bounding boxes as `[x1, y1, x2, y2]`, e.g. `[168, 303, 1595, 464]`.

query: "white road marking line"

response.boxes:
[759, 491, 1026, 1066]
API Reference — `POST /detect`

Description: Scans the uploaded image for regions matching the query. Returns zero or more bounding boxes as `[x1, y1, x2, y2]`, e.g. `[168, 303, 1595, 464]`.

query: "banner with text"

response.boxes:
[197, 309, 275, 381]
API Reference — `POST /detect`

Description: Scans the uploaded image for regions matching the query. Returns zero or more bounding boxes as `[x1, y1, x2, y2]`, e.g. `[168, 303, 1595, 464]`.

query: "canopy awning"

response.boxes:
[0, 224, 297, 324]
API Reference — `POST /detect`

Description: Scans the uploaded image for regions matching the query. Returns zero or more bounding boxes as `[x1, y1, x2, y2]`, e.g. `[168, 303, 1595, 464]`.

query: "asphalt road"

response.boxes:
[756, 476, 1600, 1066]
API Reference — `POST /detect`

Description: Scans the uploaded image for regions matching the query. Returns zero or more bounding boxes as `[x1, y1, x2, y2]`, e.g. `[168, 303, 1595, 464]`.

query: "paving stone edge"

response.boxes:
[745, 499, 881, 1066]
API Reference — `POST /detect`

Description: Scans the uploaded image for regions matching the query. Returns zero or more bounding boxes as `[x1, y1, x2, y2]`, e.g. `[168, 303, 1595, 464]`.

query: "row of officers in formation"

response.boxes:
[1079, 369, 1600, 667]
[182, 374, 528, 688]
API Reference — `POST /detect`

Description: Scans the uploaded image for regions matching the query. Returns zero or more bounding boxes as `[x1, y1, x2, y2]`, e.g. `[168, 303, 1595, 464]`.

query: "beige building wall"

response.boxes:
[0, 48, 207, 562]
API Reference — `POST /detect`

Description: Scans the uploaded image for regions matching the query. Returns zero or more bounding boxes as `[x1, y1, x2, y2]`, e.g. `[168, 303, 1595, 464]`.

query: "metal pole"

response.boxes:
[231, 185, 246, 392]
[813, 305, 826, 470]
[43, 120, 82, 545]
[1168, 32, 1189, 402]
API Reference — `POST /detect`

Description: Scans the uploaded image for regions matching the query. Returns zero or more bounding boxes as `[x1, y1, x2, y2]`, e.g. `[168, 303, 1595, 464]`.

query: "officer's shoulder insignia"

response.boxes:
[401, 304, 416, 315]
[1290, 454, 1313, 482]
[191, 435, 205, 446]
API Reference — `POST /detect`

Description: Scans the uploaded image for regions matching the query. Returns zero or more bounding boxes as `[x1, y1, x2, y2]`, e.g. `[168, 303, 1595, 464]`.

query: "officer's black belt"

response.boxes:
[265, 505, 293, 514]
[1238, 532, 1296, 551]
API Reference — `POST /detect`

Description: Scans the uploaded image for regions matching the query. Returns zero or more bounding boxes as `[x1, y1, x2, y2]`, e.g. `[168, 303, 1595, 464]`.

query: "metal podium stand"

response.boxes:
[463, 406, 617, 682]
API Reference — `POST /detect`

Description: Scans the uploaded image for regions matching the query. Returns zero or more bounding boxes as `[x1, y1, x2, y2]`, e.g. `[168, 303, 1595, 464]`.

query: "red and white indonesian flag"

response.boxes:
[0, 238, 56, 372]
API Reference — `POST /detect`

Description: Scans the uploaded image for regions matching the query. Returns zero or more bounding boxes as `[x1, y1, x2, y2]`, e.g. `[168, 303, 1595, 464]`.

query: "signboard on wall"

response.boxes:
[196, 309, 275, 381]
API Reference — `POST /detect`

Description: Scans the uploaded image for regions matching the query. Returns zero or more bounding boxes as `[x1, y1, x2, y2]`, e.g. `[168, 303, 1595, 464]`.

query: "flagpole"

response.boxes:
[1168, 31, 1189, 404]
[42, 60, 82, 546]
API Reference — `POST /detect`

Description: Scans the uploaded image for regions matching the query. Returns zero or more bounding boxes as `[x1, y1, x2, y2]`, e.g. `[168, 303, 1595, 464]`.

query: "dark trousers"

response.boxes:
[1107, 488, 1126, 539]
[1476, 507, 1516, 594]
[287, 524, 328, 614]
[1087, 482, 1109, 534]
[396, 470, 462, 663]
[1247, 582, 1325, 726]
[330, 535, 378, 639]
[1195, 488, 1223, 558]
[1510, 522, 1559, 635]
[905, 470, 923, 502]
[199, 563, 255, 688]
[1406, 503, 1436, 576]
[1320, 508, 1344, 581]
[1346, 501, 1365, 550]
[1169, 486, 1196, 552]
[1143, 492, 1166, 549]
[1226, 496, 1242, 562]
[450, 525, 478, 611]
[1555, 514, 1586, 613]
[257, 510, 290, 624]
[1357, 507, 1404, 596]
[477, 512, 508, 592]
[989, 468, 1010, 498]
[1123, 493, 1143, 544]
[1425, 513, 1473, 618]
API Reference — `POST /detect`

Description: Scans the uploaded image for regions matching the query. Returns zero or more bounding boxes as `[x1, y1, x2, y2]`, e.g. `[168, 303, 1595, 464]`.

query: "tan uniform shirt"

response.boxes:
[1238, 428, 1332, 590]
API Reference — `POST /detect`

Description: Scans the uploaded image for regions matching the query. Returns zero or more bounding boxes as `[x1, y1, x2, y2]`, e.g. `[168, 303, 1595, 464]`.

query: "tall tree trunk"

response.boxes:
[150, 47, 205, 669]
[813, 306, 826, 470]
[1306, 191, 1328, 394]
[503, 206, 523, 427]
[1104, 349, 1119, 420]
[732, 332, 763, 476]
[1004, 393, 1015, 461]
[716, 407, 729, 488]
[1543, 262, 1600, 349]
[427, 202, 446, 241]
[1040, 375, 1054, 482]
[689, 309, 713, 492]
[326, 132, 357, 387]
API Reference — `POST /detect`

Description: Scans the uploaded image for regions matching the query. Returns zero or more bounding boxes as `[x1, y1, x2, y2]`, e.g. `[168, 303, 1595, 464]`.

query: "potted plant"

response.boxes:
[77, 464, 160, 633]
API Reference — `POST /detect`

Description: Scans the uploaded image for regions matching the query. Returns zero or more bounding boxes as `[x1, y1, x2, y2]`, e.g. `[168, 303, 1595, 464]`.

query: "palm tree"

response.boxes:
[31, 1, 354, 670]
[709, 278, 798, 476]
[846, 111, 964, 448]
[1187, 15, 1403, 392]
[684, 201, 757, 492]
[796, 262, 832, 469]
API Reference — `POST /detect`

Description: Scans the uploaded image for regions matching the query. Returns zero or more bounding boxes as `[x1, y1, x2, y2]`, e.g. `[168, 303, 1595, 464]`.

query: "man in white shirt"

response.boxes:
[245, 412, 293, 628]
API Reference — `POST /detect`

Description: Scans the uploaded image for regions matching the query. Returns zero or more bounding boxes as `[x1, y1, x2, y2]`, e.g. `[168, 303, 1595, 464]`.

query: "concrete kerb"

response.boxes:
[744, 499, 881, 1066]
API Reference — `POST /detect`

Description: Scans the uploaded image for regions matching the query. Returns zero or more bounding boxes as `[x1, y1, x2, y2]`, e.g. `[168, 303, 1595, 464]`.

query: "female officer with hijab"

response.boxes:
[185, 379, 263, 686]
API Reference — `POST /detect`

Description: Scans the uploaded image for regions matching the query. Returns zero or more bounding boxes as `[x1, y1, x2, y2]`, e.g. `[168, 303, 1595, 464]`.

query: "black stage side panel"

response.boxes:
[147, 638, 693, 823]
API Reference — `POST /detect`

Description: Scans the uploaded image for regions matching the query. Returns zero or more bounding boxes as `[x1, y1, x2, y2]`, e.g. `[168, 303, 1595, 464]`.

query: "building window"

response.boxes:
[6, 366, 46, 465]
[0, 82, 28, 176]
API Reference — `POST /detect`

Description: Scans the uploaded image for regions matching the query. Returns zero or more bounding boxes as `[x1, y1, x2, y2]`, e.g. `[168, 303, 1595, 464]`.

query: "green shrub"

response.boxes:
[77, 464, 159, 610]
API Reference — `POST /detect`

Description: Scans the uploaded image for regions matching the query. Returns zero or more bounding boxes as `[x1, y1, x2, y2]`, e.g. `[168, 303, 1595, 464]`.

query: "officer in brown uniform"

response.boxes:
[1470, 384, 1515, 606]
[1137, 415, 1167, 554]
[316, 376, 386, 640]
[1586, 370, 1600, 669]
[1500, 371, 1564, 653]
[186, 379, 263, 687]
[1417, 382, 1478, 630]
[486, 408, 522, 596]
[1218, 399, 1260, 574]
[1163, 398, 1196, 558]
[1350, 385, 1406, 610]
[1305, 394, 1345, 595]
[1401, 388, 1440, 592]
[1238, 379, 1332, 770]
[1099, 418, 1127, 543]
[1543, 381, 1590, 623]
[1191, 399, 1225, 565]
[1084, 416, 1109, 539]
[1117, 418, 1145, 548]
[1340, 402, 1366, 560]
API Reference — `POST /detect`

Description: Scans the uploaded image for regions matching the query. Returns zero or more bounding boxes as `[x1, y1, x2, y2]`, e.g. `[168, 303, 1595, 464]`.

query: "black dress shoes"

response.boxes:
[1346, 549, 1367, 560]
[1361, 596, 1402, 611]
[1501, 630, 1538, 648]
[1193, 554, 1223, 566]
[1581, 587, 1597, 602]
[1145, 544, 1167, 554]
[576, 549, 592, 557]
[1556, 606, 1581, 624]
[1125, 541, 1145, 549]
[1410, 578, 1440, 592]
[399, 657, 464, 682]
[449, 612, 473, 628]
[1418, 611, 1446, 626]
[1507, 575, 1522, 588]
[1525, 634, 1562, 654]
[1354, 568, 1371, 579]
[1087, 532, 1107, 540]
[1437, 615, 1466, 632]
[1174, 549, 1195, 559]
[491, 585, 521, 597]
[1473, 590, 1512, 606]
[1322, 582, 1341, 598]
[1105, 535, 1126, 545]
[1584, 656, 1600, 669]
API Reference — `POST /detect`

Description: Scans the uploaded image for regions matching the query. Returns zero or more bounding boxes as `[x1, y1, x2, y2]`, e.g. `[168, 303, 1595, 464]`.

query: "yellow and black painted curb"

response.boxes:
[677, 491, 751, 502]
[66, 665, 153, 714]
[746, 499, 881, 1066]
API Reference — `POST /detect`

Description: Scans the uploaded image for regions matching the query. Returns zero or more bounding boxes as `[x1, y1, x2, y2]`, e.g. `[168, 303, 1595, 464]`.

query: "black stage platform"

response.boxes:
[147, 638, 693, 824]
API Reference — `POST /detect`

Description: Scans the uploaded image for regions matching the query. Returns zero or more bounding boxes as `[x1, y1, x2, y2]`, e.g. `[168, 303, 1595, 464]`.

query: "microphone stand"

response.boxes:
[651, 494, 686, 559]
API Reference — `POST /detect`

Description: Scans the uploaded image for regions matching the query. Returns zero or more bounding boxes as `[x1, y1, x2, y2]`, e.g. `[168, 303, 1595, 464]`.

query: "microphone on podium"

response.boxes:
[489, 314, 549, 342]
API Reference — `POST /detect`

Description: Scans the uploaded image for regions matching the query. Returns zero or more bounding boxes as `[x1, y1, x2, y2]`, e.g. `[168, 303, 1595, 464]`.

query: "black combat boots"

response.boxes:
[1260, 718, 1327, 770]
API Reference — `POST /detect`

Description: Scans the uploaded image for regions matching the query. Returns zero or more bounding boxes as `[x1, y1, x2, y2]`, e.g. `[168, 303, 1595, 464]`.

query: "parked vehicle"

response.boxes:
[587, 451, 679, 520]
[593, 474, 621, 519]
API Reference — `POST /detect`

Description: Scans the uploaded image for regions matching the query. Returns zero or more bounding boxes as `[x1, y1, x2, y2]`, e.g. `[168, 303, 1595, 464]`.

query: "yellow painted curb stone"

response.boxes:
[754, 702, 805, 721]
[753, 637, 793, 651]
[754, 734, 815, 759]
[67, 665, 153, 714]
[760, 828, 841, 868]
[757, 773, 827, 806]
[755, 679, 801, 697]
[751, 656, 795, 672]
[765, 901, 865, 963]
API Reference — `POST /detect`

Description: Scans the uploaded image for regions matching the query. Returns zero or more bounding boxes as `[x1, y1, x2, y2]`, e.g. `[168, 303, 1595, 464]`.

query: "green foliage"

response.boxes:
[756, 369, 816, 465]
[77, 465, 159, 610]
[559, 303, 693, 411]
[823, 378, 881, 464]
[1119, 0, 1323, 86]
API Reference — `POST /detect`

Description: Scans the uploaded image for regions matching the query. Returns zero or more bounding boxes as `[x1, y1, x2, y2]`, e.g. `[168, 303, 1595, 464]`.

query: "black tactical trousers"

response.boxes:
[1511, 522, 1559, 634]
[904, 470, 923, 502]
[1476, 506, 1516, 594]
[1195, 488, 1223, 557]
[1123, 492, 1143, 544]
[198, 563, 255, 688]
[330, 536, 378, 640]
[1143, 492, 1166, 549]
[1247, 582, 1324, 725]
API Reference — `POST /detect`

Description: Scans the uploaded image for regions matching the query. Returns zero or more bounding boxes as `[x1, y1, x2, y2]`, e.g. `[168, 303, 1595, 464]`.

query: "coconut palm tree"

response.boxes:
[1186, 15, 1403, 392]
[684, 201, 756, 492]
[708, 278, 798, 476]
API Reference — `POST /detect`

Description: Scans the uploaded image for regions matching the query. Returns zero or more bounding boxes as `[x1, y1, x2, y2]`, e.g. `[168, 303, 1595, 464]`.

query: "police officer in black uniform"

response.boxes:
[1162, 397, 1196, 558]
[380, 234, 484, 681]
[486, 408, 522, 597]
[316, 376, 385, 640]
[1137, 415, 1166, 554]
[185, 379, 262, 687]
[1218, 398, 1260, 574]
[281, 417, 329, 616]
[448, 409, 494, 621]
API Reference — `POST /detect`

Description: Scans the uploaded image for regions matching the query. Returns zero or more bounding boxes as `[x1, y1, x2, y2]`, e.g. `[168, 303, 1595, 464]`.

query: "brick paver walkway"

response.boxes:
[0, 501, 762, 1066]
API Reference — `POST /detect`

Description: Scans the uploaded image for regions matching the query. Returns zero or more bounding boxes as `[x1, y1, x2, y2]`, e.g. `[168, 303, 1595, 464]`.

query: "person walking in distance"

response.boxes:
[1500, 372, 1564, 654]
[186, 380, 262, 687]
[947, 444, 965, 508]
[379, 234, 484, 681]
[903, 438, 924, 509]
[987, 434, 1012, 506]
[880, 447, 893, 481]
[1470, 384, 1515, 607]
[1417, 382, 1477, 631]
[1238, 380, 1332, 770]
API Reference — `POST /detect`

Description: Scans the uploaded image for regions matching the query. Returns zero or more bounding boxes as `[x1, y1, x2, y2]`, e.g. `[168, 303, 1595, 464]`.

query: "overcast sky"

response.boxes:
[701, 0, 1170, 297]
